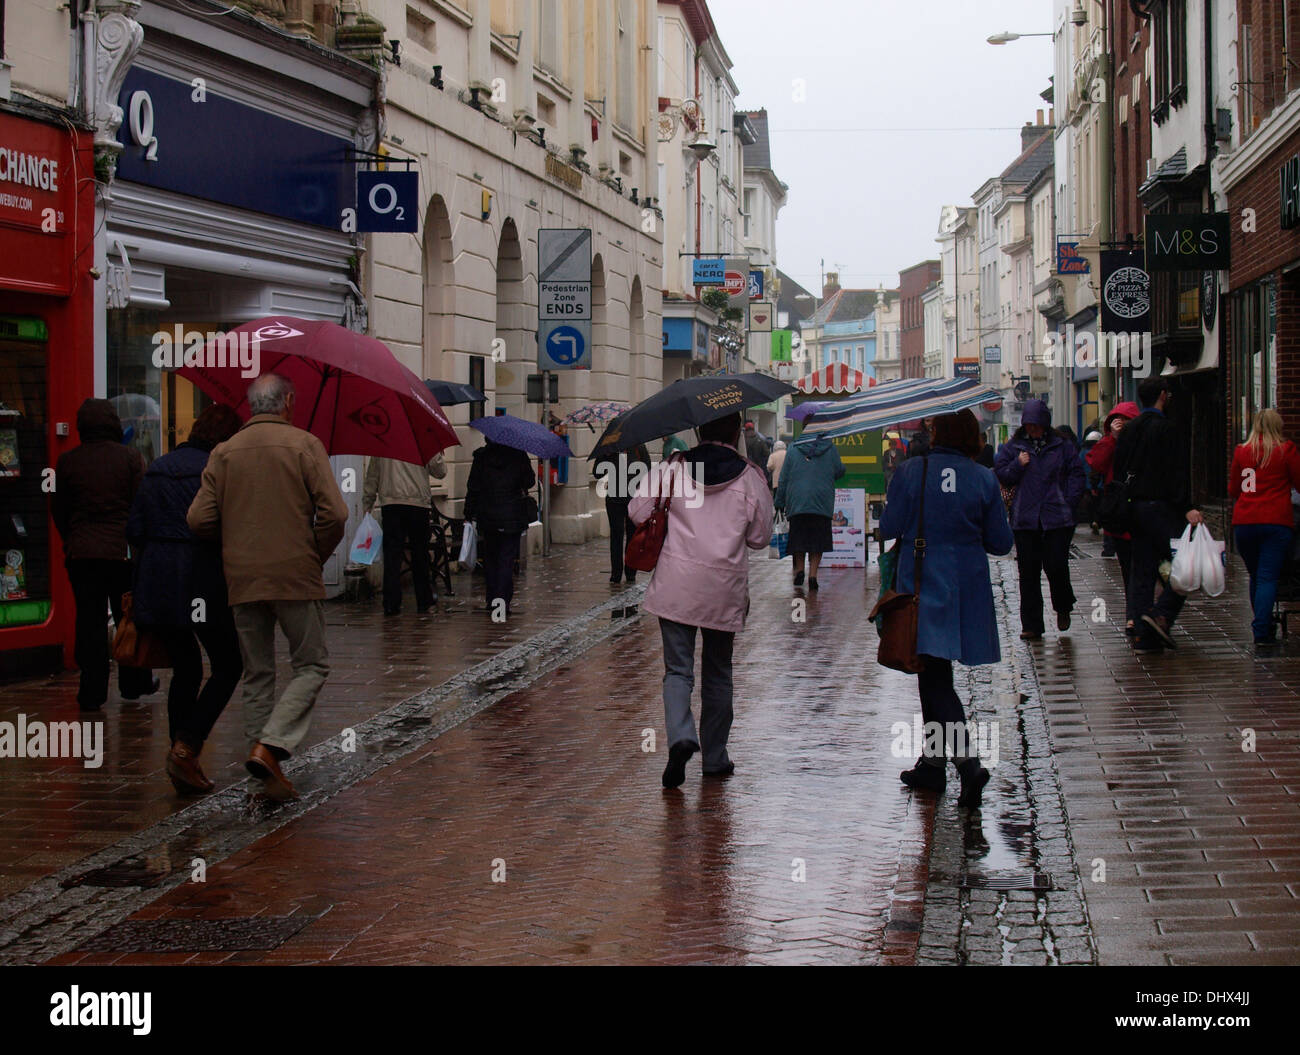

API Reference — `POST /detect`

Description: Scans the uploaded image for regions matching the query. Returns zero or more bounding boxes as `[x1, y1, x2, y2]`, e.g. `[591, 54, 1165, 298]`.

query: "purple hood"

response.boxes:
[1021, 399, 1051, 428]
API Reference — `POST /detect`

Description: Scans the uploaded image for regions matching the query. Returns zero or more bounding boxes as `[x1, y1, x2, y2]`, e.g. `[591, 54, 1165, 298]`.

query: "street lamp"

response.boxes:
[986, 31, 1053, 45]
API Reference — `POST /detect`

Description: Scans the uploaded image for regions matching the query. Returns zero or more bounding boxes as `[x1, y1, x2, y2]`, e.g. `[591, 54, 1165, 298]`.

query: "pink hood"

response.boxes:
[629, 447, 774, 632]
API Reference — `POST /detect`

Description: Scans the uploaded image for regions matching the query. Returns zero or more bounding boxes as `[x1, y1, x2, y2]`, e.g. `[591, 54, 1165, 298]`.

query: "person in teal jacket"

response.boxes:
[880, 410, 1014, 808]
[774, 436, 845, 590]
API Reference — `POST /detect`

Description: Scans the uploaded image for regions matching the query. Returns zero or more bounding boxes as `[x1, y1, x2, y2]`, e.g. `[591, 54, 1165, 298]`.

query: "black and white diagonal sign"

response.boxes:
[539, 228, 592, 321]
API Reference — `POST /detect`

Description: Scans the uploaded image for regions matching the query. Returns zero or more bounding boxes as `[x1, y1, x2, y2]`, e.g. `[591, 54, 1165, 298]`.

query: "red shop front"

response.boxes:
[0, 107, 96, 673]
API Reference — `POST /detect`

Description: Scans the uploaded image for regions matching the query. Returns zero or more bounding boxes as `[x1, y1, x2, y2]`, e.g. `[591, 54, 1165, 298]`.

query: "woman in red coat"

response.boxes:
[1229, 408, 1300, 646]
[1086, 401, 1139, 634]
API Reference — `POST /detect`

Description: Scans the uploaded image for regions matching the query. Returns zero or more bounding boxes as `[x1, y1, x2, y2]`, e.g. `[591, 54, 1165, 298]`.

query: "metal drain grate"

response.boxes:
[959, 871, 1054, 891]
[1068, 545, 1090, 559]
[75, 915, 314, 953]
[61, 858, 169, 890]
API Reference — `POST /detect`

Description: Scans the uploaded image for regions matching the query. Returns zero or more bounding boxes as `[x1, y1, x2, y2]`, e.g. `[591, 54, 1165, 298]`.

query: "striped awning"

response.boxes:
[799, 377, 1003, 442]
[794, 363, 872, 394]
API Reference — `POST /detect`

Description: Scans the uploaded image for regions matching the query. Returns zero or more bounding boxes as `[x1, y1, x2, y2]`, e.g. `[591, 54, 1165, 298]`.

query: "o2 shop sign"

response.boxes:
[350, 171, 418, 233]
[1145, 213, 1230, 271]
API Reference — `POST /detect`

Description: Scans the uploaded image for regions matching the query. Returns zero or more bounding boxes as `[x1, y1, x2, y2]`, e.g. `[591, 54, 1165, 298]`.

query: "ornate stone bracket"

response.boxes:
[93, 0, 144, 181]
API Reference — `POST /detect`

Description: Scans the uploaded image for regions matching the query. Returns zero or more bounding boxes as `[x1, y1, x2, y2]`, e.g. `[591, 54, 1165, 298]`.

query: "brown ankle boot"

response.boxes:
[245, 742, 298, 801]
[167, 741, 214, 794]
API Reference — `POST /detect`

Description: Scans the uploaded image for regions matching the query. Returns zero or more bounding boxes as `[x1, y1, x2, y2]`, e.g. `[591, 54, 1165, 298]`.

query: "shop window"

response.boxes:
[1231, 280, 1277, 443]
[1152, 0, 1188, 123]
[0, 316, 51, 627]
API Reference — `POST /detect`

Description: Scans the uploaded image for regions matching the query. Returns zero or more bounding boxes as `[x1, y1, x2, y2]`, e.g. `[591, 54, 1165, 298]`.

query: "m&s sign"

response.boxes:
[1145, 213, 1230, 271]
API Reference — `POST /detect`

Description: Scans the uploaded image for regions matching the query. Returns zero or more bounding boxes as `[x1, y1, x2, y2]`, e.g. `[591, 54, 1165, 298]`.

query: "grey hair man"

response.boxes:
[187, 373, 348, 801]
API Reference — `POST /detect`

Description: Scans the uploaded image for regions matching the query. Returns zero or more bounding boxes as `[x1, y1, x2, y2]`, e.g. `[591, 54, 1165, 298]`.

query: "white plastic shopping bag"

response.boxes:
[349, 512, 383, 565]
[1168, 524, 1199, 595]
[458, 520, 478, 570]
[1191, 524, 1227, 597]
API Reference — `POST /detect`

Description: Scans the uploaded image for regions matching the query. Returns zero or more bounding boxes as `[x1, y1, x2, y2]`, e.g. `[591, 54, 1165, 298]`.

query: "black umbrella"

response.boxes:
[425, 379, 486, 406]
[588, 373, 795, 461]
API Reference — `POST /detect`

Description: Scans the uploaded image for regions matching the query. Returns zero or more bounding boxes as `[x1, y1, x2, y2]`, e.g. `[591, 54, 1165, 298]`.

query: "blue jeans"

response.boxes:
[1234, 523, 1294, 641]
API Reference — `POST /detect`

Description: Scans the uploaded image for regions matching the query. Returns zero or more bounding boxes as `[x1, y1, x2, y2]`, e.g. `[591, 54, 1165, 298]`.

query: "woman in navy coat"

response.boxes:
[127, 404, 244, 795]
[880, 410, 1013, 808]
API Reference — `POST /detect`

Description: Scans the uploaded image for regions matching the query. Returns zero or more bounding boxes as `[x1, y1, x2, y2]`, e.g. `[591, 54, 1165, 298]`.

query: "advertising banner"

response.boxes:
[1100, 249, 1151, 332]
[826, 488, 866, 569]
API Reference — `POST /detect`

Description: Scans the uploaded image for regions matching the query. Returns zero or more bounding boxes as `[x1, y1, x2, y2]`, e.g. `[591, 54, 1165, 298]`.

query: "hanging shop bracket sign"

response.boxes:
[347, 149, 419, 234]
[1144, 213, 1231, 271]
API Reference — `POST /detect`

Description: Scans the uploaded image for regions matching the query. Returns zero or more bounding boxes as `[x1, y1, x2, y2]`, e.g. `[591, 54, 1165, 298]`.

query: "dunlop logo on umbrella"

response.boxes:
[349, 400, 392, 437]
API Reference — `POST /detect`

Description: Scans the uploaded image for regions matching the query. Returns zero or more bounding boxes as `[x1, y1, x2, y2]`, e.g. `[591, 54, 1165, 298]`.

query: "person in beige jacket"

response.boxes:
[363, 452, 446, 615]
[187, 374, 347, 802]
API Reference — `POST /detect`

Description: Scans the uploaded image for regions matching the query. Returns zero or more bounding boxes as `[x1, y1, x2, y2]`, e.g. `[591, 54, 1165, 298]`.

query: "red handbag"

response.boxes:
[624, 453, 682, 573]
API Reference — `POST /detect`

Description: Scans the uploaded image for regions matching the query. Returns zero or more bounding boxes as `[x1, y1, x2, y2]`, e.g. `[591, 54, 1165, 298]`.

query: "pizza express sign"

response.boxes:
[1145, 213, 1231, 271]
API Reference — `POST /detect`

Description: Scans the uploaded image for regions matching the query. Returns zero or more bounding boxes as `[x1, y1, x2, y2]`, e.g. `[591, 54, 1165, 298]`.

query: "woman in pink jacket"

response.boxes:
[630, 412, 774, 788]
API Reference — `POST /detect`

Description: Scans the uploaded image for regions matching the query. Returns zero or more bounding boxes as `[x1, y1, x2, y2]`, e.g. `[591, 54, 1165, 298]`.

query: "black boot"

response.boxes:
[899, 757, 946, 791]
[662, 742, 696, 789]
[956, 758, 990, 808]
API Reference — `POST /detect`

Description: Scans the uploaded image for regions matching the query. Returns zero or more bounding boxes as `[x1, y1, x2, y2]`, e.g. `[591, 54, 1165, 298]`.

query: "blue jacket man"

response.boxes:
[994, 399, 1086, 638]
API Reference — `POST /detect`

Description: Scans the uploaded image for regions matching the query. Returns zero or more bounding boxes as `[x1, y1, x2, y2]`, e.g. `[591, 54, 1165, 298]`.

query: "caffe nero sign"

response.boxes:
[1145, 213, 1231, 271]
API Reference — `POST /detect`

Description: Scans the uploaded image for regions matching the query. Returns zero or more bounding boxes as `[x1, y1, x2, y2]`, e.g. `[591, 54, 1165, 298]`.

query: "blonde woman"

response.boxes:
[1229, 409, 1300, 646]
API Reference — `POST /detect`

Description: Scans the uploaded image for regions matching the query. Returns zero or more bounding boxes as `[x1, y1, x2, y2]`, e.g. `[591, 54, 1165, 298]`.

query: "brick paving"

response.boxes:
[0, 540, 625, 897]
[1031, 530, 1300, 965]
[5, 524, 1300, 965]
[37, 554, 943, 966]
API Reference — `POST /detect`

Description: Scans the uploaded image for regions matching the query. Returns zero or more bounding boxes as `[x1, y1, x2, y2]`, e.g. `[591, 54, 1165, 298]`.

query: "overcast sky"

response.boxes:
[707, 0, 1057, 294]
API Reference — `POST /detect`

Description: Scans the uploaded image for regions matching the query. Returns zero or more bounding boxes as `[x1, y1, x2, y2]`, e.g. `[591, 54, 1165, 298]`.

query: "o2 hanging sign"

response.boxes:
[354, 170, 418, 233]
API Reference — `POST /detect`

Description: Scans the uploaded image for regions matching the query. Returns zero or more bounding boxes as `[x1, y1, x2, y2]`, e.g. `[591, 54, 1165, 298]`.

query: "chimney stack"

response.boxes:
[823, 272, 840, 301]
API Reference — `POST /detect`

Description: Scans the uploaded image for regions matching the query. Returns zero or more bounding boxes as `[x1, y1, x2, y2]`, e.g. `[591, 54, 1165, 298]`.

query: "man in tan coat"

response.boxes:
[187, 374, 347, 801]
[363, 452, 446, 615]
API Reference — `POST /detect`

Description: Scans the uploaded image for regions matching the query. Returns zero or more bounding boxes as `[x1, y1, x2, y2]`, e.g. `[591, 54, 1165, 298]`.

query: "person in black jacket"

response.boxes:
[127, 404, 244, 793]
[464, 438, 536, 617]
[1113, 376, 1205, 653]
[597, 443, 650, 584]
[52, 399, 156, 711]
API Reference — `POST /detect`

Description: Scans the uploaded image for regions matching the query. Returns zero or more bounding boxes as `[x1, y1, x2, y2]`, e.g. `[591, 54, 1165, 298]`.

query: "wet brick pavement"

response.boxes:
[1030, 531, 1300, 966]
[37, 554, 946, 966]
[0, 541, 626, 897]
[4, 527, 1300, 965]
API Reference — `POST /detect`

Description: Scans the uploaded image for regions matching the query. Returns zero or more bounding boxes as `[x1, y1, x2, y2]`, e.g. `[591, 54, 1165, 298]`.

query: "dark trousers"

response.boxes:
[917, 656, 973, 765]
[1013, 526, 1076, 634]
[606, 497, 636, 582]
[67, 558, 154, 708]
[152, 612, 243, 749]
[1113, 535, 1134, 621]
[480, 529, 522, 610]
[1128, 499, 1188, 637]
[1234, 523, 1293, 641]
[659, 617, 735, 771]
[381, 504, 434, 614]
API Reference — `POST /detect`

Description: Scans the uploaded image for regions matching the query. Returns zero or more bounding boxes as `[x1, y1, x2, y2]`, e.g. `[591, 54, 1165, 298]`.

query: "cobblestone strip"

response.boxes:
[917, 558, 1098, 966]
[0, 586, 646, 965]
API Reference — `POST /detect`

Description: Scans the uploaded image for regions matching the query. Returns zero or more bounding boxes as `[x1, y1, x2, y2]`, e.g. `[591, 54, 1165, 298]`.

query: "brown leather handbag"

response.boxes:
[111, 592, 172, 670]
[624, 453, 682, 573]
[868, 456, 928, 674]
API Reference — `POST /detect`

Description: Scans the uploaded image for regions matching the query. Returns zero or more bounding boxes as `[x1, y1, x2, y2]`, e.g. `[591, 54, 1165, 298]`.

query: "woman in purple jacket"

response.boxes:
[994, 400, 1087, 640]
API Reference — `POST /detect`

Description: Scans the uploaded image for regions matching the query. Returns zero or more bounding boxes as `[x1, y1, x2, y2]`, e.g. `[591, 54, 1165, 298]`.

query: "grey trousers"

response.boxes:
[232, 599, 329, 758]
[659, 617, 735, 771]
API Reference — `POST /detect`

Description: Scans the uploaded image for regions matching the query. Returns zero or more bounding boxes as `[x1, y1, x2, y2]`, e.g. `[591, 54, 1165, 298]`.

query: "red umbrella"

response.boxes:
[177, 317, 458, 464]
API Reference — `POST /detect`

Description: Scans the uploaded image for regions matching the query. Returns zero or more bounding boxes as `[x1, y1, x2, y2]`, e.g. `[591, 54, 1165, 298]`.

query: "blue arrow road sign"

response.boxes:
[538, 320, 592, 370]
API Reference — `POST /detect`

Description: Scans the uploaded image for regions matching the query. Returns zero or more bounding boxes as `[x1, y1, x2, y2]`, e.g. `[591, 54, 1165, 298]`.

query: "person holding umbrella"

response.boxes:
[463, 432, 539, 617]
[630, 411, 774, 788]
[187, 374, 349, 802]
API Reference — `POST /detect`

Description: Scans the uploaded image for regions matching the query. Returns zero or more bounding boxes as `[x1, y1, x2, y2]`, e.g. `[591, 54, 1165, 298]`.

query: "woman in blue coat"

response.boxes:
[127, 404, 244, 795]
[880, 410, 1013, 808]
[993, 399, 1086, 640]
